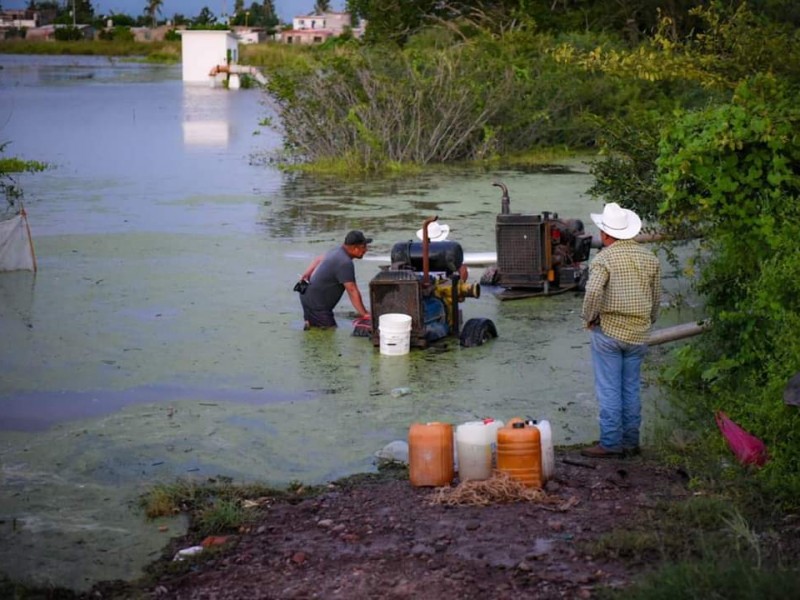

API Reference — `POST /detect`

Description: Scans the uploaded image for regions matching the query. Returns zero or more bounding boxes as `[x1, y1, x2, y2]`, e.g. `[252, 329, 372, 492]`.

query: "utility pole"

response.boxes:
[72, 0, 77, 26]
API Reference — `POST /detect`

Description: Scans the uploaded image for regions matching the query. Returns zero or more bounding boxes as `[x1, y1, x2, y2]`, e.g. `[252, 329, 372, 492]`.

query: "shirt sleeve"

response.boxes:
[581, 260, 609, 328]
[650, 262, 662, 324]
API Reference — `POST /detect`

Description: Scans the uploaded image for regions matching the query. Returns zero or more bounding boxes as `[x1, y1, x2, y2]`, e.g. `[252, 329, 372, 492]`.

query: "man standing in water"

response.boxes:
[581, 203, 661, 458]
[295, 230, 372, 329]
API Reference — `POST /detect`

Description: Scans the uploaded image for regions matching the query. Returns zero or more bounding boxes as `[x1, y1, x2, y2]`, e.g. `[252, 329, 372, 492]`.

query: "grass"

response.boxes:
[140, 475, 327, 536]
[583, 432, 800, 599]
[0, 39, 181, 61]
[601, 560, 800, 600]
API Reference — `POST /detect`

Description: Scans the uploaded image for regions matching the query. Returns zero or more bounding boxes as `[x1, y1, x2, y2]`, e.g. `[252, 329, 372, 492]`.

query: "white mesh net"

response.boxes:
[0, 209, 37, 272]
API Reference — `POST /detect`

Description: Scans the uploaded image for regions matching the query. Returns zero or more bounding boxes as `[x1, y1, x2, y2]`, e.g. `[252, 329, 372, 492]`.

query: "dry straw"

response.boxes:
[429, 471, 571, 508]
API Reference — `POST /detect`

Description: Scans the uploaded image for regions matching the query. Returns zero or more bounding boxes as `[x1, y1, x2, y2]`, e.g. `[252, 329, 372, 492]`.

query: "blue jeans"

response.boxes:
[591, 329, 648, 451]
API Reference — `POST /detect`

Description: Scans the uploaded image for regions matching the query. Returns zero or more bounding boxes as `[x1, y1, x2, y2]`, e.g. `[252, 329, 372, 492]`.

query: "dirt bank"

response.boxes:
[84, 449, 691, 600]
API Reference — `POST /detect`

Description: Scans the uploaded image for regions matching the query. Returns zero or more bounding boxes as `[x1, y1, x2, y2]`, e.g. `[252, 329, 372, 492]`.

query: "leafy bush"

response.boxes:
[656, 75, 800, 507]
[54, 26, 84, 41]
[98, 26, 135, 42]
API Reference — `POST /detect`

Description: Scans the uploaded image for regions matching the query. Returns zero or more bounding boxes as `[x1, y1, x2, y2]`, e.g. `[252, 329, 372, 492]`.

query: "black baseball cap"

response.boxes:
[344, 230, 373, 245]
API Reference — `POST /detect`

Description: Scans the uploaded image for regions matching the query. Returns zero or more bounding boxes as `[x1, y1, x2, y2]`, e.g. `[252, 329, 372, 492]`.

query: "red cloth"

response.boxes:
[715, 411, 769, 467]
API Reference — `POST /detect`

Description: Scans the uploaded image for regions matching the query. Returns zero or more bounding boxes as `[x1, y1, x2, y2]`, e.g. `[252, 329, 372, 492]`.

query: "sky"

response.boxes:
[5, 1, 347, 22]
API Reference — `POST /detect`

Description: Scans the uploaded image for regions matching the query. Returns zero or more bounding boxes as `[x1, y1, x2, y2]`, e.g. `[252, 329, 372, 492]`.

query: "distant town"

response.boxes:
[0, 3, 364, 44]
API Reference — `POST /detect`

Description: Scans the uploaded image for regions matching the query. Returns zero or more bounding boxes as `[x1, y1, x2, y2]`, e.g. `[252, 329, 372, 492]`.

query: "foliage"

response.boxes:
[97, 25, 135, 42]
[141, 476, 325, 537]
[347, 0, 800, 44]
[229, 1, 279, 30]
[260, 25, 655, 172]
[145, 0, 163, 27]
[262, 38, 516, 172]
[52, 0, 94, 25]
[549, 2, 800, 508]
[194, 6, 217, 26]
[603, 560, 800, 600]
[196, 498, 248, 533]
[1, 143, 48, 213]
[653, 77, 800, 507]
[53, 25, 84, 41]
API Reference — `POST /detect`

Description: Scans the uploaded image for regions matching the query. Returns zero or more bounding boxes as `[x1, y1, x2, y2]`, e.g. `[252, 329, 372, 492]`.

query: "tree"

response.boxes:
[314, 0, 331, 14]
[53, 0, 95, 25]
[195, 6, 217, 26]
[145, 0, 162, 27]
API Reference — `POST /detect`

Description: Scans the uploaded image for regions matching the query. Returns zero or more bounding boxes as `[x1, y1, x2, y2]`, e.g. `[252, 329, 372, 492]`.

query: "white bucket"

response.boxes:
[379, 313, 412, 356]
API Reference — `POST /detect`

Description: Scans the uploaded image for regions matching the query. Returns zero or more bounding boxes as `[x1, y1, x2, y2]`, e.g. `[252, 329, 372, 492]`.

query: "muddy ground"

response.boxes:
[75, 449, 693, 600]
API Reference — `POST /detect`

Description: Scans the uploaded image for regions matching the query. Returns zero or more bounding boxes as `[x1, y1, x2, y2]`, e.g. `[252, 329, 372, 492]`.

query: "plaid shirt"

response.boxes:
[582, 239, 661, 345]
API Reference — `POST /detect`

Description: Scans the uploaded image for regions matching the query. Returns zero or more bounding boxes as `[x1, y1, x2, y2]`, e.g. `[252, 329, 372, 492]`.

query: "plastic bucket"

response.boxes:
[379, 313, 412, 356]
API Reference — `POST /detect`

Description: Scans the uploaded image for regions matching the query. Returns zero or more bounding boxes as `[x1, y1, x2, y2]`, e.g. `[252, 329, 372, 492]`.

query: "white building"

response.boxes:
[180, 30, 239, 83]
[282, 11, 362, 44]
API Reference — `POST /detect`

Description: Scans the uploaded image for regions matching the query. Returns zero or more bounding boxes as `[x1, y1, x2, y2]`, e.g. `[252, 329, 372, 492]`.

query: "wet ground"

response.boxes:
[0, 55, 696, 591]
[90, 450, 693, 600]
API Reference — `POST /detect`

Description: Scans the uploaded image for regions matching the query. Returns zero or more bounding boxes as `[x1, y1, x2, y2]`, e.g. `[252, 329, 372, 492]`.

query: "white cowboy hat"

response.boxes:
[416, 221, 450, 242]
[590, 203, 642, 240]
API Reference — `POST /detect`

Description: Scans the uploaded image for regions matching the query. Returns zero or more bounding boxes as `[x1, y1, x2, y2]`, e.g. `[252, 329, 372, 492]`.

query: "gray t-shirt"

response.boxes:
[301, 246, 356, 313]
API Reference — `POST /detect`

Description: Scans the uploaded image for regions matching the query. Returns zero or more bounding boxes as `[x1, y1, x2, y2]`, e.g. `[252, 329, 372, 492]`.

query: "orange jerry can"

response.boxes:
[408, 422, 454, 487]
[497, 421, 542, 488]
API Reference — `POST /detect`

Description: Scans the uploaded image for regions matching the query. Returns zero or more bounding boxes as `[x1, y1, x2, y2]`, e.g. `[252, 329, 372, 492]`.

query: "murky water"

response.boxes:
[0, 55, 690, 590]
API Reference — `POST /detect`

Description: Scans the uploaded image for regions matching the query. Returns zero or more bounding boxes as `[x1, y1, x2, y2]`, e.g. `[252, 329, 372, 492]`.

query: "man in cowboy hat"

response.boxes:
[296, 230, 372, 329]
[581, 203, 661, 458]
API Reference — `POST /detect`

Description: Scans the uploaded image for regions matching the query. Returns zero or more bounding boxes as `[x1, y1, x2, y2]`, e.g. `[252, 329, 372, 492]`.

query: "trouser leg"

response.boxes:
[621, 343, 647, 449]
[591, 329, 623, 451]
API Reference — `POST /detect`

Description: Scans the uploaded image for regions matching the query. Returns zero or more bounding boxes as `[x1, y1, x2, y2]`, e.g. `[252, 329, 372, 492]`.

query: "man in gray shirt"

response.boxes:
[297, 230, 372, 329]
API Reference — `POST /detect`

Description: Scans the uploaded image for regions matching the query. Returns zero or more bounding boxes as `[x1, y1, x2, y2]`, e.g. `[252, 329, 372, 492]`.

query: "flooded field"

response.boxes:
[0, 55, 691, 590]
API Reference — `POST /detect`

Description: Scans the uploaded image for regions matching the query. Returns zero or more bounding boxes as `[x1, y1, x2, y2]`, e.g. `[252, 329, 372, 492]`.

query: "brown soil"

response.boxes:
[114, 450, 691, 600]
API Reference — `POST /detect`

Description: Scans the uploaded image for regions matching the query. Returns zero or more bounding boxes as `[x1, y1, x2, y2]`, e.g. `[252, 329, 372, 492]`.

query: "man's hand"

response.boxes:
[293, 279, 309, 294]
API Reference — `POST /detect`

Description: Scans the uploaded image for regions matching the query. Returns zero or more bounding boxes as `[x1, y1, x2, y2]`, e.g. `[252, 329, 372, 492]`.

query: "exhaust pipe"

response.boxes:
[493, 182, 510, 215]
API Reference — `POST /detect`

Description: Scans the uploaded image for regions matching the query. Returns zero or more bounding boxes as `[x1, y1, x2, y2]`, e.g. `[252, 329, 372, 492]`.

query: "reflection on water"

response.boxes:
[0, 270, 35, 330]
[182, 85, 232, 146]
[0, 55, 683, 592]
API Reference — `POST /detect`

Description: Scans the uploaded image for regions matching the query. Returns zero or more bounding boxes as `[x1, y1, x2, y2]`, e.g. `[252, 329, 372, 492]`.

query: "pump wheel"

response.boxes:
[460, 318, 498, 347]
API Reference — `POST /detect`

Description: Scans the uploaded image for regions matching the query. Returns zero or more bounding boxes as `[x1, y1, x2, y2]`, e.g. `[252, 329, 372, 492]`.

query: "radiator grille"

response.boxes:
[496, 214, 547, 287]
[368, 272, 425, 346]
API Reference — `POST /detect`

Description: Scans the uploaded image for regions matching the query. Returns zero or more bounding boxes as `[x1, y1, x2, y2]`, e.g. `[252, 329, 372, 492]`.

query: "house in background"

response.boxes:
[231, 26, 266, 45]
[280, 11, 364, 44]
[0, 7, 56, 37]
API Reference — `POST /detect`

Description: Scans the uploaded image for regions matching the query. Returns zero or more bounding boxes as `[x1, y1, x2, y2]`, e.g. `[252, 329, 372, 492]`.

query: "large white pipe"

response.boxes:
[208, 64, 268, 85]
[647, 320, 710, 346]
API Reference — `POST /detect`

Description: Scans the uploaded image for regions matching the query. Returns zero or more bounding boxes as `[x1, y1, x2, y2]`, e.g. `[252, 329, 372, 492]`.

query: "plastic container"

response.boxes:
[497, 422, 542, 488]
[408, 422, 454, 487]
[379, 313, 412, 356]
[534, 420, 554, 482]
[456, 421, 492, 481]
[483, 418, 504, 468]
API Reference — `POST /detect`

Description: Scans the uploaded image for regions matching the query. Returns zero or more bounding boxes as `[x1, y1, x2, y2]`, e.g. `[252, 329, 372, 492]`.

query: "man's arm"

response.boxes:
[301, 255, 323, 281]
[581, 263, 608, 329]
[343, 281, 369, 318]
[650, 264, 662, 325]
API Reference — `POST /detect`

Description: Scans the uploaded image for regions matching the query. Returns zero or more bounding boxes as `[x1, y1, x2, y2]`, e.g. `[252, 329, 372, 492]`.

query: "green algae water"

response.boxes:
[0, 55, 690, 591]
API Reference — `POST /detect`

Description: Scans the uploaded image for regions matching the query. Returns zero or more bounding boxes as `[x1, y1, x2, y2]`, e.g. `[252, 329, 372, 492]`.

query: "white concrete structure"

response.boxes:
[180, 30, 239, 83]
